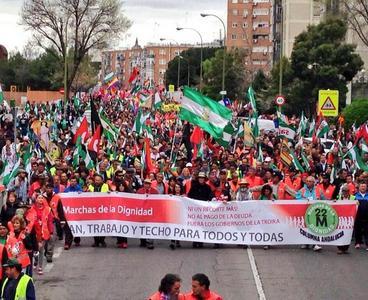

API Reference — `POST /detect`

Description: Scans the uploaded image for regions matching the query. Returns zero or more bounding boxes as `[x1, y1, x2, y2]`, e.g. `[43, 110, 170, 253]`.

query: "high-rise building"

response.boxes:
[226, 0, 274, 74]
[100, 39, 191, 87]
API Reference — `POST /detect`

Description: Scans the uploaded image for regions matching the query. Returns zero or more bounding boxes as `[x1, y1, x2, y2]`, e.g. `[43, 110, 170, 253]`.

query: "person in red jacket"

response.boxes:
[26, 194, 53, 275]
[186, 273, 222, 300]
[148, 273, 185, 300]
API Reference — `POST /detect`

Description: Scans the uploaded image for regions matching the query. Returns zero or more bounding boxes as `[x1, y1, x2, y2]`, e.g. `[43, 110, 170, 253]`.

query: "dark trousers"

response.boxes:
[117, 237, 127, 244]
[64, 222, 81, 246]
[94, 237, 105, 245]
[354, 218, 368, 245]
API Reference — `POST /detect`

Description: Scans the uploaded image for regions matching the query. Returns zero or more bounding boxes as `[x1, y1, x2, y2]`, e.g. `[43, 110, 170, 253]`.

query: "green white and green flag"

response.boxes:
[179, 87, 232, 140]
[83, 149, 95, 170]
[73, 96, 80, 110]
[290, 150, 305, 172]
[154, 92, 162, 109]
[215, 122, 235, 147]
[308, 118, 315, 138]
[297, 111, 307, 136]
[251, 112, 259, 138]
[301, 152, 311, 171]
[2, 159, 21, 186]
[132, 109, 150, 134]
[257, 143, 264, 162]
[317, 120, 329, 138]
[346, 145, 368, 172]
[0, 84, 4, 105]
[279, 120, 296, 141]
[100, 112, 119, 142]
[247, 86, 257, 112]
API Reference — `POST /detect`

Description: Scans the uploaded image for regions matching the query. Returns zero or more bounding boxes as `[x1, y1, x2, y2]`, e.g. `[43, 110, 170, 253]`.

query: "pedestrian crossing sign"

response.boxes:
[318, 90, 339, 117]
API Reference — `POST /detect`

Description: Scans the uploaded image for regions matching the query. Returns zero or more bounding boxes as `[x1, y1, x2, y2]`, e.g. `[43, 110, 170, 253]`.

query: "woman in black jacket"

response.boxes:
[0, 190, 20, 226]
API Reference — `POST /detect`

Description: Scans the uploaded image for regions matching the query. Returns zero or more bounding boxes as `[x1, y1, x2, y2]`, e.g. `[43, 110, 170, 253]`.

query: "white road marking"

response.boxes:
[53, 246, 63, 258]
[247, 247, 266, 300]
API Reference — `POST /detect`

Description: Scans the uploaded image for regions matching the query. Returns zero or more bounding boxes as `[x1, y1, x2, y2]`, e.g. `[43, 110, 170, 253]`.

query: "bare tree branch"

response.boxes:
[21, 0, 131, 95]
[343, 0, 368, 47]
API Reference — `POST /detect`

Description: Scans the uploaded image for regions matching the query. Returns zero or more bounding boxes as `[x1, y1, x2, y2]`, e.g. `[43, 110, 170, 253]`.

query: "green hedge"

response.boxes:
[342, 98, 368, 128]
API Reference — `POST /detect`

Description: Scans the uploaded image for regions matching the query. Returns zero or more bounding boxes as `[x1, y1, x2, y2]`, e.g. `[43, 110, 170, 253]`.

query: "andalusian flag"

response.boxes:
[297, 111, 308, 136]
[317, 120, 329, 138]
[215, 122, 235, 147]
[251, 112, 259, 138]
[0, 84, 4, 105]
[279, 120, 296, 141]
[154, 92, 162, 109]
[308, 118, 315, 138]
[257, 143, 264, 162]
[179, 87, 232, 140]
[247, 86, 257, 112]
[346, 145, 368, 172]
[301, 152, 311, 171]
[2, 159, 21, 186]
[99, 112, 119, 142]
[132, 110, 150, 134]
[290, 150, 305, 172]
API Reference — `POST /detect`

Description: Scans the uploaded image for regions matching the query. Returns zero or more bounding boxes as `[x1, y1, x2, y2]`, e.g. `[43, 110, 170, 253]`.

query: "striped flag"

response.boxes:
[179, 87, 232, 140]
[2, 159, 21, 187]
[215, 122, 235, 148]
[247, 86, 257, 112]
[99, 112, 119, 143]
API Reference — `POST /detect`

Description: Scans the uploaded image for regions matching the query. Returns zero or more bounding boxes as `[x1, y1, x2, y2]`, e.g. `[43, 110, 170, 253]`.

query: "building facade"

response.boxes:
[100, 39, 191, 87]
[226, 0, 274, 74]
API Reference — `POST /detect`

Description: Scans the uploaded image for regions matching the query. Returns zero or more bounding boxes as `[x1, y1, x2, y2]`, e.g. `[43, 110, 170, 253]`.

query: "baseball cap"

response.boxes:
[3, 258, 21, 268]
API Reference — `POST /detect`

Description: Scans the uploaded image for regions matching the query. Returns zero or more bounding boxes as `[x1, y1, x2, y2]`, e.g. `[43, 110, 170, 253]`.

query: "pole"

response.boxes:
[187, 65, 190, 86]
[278, 4, 283, 95]
[177, 56, 181, 90]
[64, 18, 68, 107]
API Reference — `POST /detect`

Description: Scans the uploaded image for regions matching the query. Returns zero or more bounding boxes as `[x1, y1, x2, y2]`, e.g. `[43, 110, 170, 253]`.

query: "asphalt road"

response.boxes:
[34, 238, 368, 300]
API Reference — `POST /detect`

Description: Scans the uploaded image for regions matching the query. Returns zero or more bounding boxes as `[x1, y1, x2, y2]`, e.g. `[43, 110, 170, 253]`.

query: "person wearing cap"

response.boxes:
[8, 169, 29, 205]
[317, 173, 336, 200]
[1, 258, 35, 300]
[235, 179, 253, 201]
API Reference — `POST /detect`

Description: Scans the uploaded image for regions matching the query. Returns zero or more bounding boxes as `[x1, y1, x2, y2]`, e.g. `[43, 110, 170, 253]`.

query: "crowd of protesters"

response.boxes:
[0, 85, 366, 296]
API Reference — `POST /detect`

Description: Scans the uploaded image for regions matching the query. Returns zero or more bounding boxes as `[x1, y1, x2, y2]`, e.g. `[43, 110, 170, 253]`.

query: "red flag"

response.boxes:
[355, 123, 368, 143]
[88, 125, 101, 153]
[73, 116, 90, 144]
[128, 67, 140, 84]
[190, 126, 203, 144]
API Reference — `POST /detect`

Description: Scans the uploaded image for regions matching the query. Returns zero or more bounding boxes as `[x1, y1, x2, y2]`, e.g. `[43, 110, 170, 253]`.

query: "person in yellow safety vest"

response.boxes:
[89, 174, 109, 248]
[148, 274, 186, 300]
[1, 258, 35, 300]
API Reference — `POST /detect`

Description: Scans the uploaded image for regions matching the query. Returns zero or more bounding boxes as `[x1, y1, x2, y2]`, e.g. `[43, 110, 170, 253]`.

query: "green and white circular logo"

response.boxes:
[305, 202, 339, 235]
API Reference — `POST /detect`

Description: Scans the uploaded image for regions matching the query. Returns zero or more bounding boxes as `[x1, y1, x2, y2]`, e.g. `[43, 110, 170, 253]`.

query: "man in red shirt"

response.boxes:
[317, 173, 336, 200]
[136, 179, 158, 249]
[186, 273, 222, 300]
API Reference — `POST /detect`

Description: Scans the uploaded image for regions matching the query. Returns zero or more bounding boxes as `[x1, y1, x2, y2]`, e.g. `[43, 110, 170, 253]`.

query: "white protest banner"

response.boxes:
[60, 193, 357, 246]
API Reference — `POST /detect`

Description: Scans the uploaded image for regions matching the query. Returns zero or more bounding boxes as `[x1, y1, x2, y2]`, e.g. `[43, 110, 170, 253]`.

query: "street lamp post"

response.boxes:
[201, 13, 226, 96]
[160, 38, 181, 90]
[176, 27, 203, 91]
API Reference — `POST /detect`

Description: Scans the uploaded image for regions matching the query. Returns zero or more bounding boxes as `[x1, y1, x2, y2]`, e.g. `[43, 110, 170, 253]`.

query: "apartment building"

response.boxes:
[226, 0, 274, 74]
[100, 39, 191, 87]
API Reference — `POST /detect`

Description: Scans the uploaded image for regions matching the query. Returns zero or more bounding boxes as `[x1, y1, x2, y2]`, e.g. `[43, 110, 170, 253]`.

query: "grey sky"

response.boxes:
[0, 0, 227, 52]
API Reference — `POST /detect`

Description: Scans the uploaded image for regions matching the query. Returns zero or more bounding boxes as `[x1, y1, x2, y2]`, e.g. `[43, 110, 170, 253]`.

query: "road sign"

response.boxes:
[318, 90, 339, 117]
[275, 95, 285, 106]
[169, 85, 175, 93]
[220, 90, 227, 96]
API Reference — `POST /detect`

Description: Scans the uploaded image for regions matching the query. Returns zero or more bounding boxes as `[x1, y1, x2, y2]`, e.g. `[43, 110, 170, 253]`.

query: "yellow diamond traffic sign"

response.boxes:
[318, 90, 339, 117]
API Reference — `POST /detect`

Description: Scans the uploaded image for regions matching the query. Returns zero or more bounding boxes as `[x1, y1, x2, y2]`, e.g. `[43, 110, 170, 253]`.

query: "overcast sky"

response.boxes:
[0, 0, 227, 53]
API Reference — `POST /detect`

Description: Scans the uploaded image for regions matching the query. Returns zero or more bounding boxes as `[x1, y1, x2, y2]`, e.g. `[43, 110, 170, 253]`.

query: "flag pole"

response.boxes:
[169, 119, 179, 162]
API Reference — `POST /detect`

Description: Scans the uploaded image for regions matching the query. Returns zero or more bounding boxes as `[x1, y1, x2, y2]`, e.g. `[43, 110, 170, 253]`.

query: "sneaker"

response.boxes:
[169, 243, 176, 250]
[175, 241, 181, 248]
[38, 268, 43, 275]
[147, 244, 155, 250]
[355, 244, 361, 249]
[313, 245, 322, 252]
[46, 257, 53, 263]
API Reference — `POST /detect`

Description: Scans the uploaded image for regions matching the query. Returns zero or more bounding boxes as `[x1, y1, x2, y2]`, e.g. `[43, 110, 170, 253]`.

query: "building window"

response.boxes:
[232, 22, 238, 28]
[231, 34, 237, 40]
[242, 34, 247, 40]
[232, 0, 238, 3]
[159, 69, 166, 75]
[243, 9, 248, 17]
[159, 49, 166, 55]
[232, 9, 238, 16]
[159, 59, 166, 65]
[253, 8, 269, 16]
[149, 50, 154, 55]
[242, 23, 248, 28]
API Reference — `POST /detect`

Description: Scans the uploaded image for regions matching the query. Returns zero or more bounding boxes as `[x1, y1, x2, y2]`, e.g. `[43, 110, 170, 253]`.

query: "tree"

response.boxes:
[342, 98, 368, 129]
[262, 18, 363, 116]
[202, 48, 249, 101]
[165, 47, 218, 89]
[21, 0, 131, 97]
[342, 0, 368, 48]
